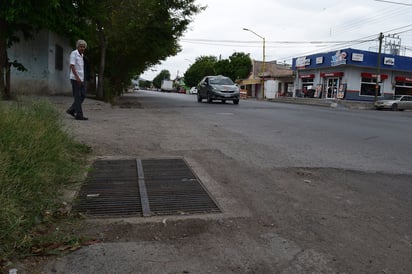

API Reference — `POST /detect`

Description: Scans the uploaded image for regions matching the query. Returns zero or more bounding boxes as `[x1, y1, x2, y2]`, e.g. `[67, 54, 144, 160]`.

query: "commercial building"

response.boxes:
[292, 48, 412, 101]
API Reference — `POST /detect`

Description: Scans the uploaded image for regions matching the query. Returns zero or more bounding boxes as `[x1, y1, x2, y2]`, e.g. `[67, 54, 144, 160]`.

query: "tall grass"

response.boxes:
[0, 99, 90, 262]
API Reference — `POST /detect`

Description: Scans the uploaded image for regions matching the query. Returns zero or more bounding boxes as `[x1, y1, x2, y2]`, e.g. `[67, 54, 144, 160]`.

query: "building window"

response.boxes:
[301, 78, 314, 89]
[395, 81, 412, 95]
[360, 77, 381, 96]
[301, 78, 314, 97]
[55, 44, 63, 71]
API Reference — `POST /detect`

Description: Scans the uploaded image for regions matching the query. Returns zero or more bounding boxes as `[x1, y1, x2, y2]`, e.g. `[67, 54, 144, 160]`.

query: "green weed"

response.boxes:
[0, 99, 90, 264]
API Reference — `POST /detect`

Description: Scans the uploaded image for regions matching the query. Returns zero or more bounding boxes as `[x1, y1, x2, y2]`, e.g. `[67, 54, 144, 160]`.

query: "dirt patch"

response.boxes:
[111, 95, 142, 108]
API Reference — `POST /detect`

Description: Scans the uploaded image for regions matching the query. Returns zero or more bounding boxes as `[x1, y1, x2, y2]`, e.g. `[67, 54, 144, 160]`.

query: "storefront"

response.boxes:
[394, 76, 412, 95]
[292, 48, 412, 101]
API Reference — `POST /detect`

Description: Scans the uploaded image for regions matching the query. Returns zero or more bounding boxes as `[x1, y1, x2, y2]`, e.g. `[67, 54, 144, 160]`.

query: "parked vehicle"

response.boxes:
[189, 87, 198, 94]
[197, 75, 240, 104]
[374, 95, 412, 111]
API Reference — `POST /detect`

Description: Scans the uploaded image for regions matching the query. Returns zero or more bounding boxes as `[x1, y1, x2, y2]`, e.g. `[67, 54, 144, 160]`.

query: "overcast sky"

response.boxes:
[140, 0, 412, 81]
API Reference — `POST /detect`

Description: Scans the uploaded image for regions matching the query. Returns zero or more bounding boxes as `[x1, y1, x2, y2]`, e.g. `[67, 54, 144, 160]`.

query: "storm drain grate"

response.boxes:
[73, 158, 220, 217]
[73, 159, 142, 217]
[142, 158, 221, 216]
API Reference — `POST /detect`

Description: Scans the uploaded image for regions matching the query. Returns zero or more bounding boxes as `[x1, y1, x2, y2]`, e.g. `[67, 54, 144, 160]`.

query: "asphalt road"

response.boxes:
[21, 91, 412, 274]
[135, 90, 412, 175]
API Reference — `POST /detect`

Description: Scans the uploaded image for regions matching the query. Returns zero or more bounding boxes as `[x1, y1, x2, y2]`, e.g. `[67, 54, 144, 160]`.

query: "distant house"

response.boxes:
[238, 60, 294, 99]
[8, 29, 73, 95]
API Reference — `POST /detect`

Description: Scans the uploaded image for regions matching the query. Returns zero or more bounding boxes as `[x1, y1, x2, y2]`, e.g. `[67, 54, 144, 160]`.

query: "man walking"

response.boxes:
[67, 39, 88, 120]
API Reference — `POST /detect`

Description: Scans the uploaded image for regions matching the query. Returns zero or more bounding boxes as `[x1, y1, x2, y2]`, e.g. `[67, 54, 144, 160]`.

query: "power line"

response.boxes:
[181, 38, 374, 45]
[375, 0, 412, 6]
[277, 24, 412, 62]
[329, 5, 412, 39]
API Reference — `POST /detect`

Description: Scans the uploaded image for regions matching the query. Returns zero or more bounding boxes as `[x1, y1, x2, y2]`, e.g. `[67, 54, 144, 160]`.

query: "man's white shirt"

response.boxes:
[70, 49, 84, 81]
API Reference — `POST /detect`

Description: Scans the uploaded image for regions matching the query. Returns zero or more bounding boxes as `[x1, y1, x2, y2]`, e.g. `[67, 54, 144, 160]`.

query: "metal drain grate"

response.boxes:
[73, 159, 142, 217]
[143, 158, 221, 216]
[73, 158, 220, 217]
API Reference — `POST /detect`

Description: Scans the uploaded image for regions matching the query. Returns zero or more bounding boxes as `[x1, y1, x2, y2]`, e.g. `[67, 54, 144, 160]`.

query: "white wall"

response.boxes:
[265, 80, 279, 99]
[8, 30, 72, 95]
[47, 31, 72, 95]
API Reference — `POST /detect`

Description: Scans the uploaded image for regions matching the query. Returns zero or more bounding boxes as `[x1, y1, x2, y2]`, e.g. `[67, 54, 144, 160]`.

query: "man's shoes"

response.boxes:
[66, 109, 75, 118]
[75, 116, 88, 120]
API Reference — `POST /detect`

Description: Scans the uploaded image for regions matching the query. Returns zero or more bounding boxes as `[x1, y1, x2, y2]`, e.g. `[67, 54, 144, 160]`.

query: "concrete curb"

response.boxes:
[266, 97, 374, 110]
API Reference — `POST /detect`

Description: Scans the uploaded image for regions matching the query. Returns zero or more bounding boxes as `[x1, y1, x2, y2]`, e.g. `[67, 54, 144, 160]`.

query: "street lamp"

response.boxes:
[243, 27, 266, 99]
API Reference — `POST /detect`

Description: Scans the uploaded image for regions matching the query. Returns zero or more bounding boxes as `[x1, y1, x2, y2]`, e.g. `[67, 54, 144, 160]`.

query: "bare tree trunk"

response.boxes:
[0, 18, 9, 99]
[96, 21, 107, 100]
[5, 61, 10, 98]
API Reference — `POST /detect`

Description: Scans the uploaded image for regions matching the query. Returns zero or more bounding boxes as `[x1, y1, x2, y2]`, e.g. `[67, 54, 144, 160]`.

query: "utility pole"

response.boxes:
[375, 32, 384, 102]
[243, 28, 266, 99]
[262, 37, 266, 99]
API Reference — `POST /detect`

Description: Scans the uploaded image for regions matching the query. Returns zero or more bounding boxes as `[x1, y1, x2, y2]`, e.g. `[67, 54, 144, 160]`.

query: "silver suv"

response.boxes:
[197, 75, 240, 104]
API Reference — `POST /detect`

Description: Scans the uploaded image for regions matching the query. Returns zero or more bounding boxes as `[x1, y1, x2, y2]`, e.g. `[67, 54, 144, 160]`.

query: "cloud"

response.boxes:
[140, 0, 412, 81]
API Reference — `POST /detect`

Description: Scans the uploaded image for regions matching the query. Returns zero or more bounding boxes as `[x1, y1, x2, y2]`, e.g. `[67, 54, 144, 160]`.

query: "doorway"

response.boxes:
[326, 78, 339, 99]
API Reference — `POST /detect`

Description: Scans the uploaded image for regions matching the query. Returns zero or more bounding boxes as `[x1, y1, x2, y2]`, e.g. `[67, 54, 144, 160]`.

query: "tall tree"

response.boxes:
[228, 52, 252, 81]
[73, 0, 114, 100]
[214, 59, 231, 78]
[110, 0, 203, 93]
[85, 0, 204, 98]
[184, 56, 217, 87]
[183, 53, 252, 87]
[1, 0, 204, 101]
[153, 70, 171, 89]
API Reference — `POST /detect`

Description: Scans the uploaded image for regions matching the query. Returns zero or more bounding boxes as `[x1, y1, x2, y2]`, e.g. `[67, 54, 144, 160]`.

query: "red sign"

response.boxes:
[299, 74, 315, 79]
[320, 72, 344, 77]
[361, 73, 388, 80]
[395, 76, 412, 82]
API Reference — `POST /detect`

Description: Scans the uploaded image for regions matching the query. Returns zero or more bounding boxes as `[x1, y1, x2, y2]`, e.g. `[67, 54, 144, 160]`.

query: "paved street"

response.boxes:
[134, 90, 412, 174]
[25, 91, 412, 273]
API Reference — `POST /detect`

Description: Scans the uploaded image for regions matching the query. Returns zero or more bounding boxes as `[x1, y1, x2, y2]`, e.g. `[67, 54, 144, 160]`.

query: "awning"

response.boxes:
[240, 78, 262, 85]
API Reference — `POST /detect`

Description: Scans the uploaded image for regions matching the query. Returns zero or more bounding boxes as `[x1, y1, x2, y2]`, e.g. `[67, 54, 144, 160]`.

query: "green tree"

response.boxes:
[139, 80, 152, 89]
[214, 59, 231, 78]
[228, 52, 252, 81]
[2, 0, 204, 101]
[153, 70, 171, 89]
[91, 0, 204, 98]
[184, 56, 217, 87]
[184, 53, 252, 87]
[212, 52, 252, 81]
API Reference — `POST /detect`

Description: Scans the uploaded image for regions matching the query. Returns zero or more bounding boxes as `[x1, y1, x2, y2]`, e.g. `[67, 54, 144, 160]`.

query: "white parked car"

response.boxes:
[189, 87, 198, 94]
[374, 95, 412, 111]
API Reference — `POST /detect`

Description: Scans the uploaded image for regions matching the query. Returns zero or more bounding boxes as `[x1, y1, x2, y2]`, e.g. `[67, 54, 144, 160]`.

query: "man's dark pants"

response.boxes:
[68, 80, 86, 118]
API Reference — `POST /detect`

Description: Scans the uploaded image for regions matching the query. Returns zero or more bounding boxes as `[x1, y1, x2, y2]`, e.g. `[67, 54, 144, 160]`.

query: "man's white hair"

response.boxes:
[76, 39, 87, 49]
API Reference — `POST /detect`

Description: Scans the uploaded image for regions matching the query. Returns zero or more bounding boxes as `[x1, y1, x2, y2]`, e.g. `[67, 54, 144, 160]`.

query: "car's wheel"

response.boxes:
[233, 99, 239, 105]
[197, 94, 202, 102]
[391, 103, 398, 111]
[222, 100, 226, 103]
[207, 93, 212, 103]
